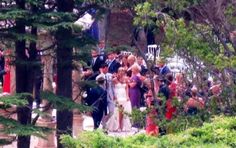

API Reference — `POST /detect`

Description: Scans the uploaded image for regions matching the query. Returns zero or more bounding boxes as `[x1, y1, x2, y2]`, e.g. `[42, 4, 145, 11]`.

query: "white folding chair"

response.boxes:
[146, 44, 160, 61]
[147, 44, 160, 57]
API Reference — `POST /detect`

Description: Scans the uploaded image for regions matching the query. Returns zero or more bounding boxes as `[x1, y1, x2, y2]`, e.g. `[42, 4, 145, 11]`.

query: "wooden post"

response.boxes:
[72, 69, 83, 137]
[35, 118, 56, 148]
[35, 53, 56, 148]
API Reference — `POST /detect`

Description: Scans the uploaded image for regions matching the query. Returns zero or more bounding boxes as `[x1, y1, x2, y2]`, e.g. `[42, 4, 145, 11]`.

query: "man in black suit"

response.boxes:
[157, 57, 171, 77]
[84, 76, 108, 129]
[137, 56, 148, 76]
[90, 49, 105, 73]
[106, 51, 120, 74]
[84, 49, 105, 81]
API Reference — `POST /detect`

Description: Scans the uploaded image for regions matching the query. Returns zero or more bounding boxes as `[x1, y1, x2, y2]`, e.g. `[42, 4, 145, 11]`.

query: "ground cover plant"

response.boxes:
[61, 115, 236, 148]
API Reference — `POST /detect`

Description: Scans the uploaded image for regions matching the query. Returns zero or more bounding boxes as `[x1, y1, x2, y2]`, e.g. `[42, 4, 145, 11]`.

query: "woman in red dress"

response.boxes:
[2, 50, 11, 93]
[144, 79, 159, 136]
[165, 74, 177, 120]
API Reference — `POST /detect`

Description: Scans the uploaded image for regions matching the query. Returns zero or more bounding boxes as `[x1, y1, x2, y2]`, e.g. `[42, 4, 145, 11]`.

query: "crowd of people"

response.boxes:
[0, 43, 223, 136]
[81, 42, 223, 136]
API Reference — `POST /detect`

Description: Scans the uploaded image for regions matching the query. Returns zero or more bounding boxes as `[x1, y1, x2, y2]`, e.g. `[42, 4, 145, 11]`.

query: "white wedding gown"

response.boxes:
[106, 82, 132, 132]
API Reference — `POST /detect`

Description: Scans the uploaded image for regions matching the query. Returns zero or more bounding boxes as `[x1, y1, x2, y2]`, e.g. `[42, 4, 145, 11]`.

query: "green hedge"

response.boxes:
[61, 116, 236, 148]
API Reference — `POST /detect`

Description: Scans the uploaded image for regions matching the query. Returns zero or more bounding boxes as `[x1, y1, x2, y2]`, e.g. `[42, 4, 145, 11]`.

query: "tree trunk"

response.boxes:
[56, 1, 74, 147]
[55, 27, 73, 148]
[14, 1, 30, 148]
[15, 22, 32, 148]
[15, 1, 38, 147]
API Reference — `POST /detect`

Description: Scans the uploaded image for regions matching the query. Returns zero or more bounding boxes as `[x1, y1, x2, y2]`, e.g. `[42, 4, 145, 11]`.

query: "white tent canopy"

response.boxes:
[74, 12, 94, 31]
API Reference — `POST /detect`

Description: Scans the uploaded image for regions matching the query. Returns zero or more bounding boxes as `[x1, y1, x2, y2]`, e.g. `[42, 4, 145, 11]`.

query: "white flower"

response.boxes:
[83, 115, 94, 131]
[82, 91, 87, 98]
[140, 107, 147, 112]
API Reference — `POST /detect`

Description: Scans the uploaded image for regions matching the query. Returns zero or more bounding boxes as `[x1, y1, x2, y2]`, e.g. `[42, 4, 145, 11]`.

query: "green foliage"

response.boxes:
[60, 135, 77, 148]
[0, 116, 51, 138]
[225, 3, 236, 26]
[61, 130, 123, 148]
[61, 116, 236, 148]
[164, 18, 236, 70]
[106, 45, 135, 53]
[41, 91, 91, 112]
[0, 9, 29, 20]
[134, 2, 156, 27]
[0, 0, 108, 146]
[133, 1, 236, 79]
[84, 0, 145, 10]
[0, 0, 97, 48]
[129, 108, 146, 128]
[0, 93, 31, 108]
[32, 108, 51, 118]
[121, 133, 157, 148]
[72, 33, 97, 49]
[164, 0, 201, 12]
[0, 139, 14, 146]
[166, 111, 210, 133]
[0, 94, 52, 144]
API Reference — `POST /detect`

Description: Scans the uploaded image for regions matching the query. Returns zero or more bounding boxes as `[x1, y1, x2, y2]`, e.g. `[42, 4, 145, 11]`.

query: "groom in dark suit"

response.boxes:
[106, 51, 120, 74]
[84, 76, 108, 129]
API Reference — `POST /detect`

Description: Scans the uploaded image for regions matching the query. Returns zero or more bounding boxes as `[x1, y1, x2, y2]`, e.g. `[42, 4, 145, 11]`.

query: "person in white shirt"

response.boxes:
[97, 40, 105, 55]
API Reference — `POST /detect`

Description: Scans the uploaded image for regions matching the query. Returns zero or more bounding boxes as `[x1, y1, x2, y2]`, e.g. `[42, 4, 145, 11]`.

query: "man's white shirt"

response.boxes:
[96, 72, 114, 102]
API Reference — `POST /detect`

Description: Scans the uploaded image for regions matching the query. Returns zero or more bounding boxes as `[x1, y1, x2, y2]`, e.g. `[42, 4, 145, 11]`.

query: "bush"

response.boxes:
[60, 130, 123, 148]
[61, 116, 236, 148]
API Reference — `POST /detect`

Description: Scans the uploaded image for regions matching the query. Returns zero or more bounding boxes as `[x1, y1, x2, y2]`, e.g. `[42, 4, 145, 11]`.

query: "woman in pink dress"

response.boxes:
[185, 88, 205, 115]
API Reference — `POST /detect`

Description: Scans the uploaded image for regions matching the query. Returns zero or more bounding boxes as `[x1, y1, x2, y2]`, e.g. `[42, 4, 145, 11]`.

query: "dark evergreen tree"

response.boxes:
[13, 0, 35, 147]
[0, 0, 107, 147]
[55, 1, 74, 148]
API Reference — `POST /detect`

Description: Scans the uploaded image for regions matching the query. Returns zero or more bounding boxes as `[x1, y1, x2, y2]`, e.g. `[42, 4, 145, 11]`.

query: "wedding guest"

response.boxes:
[156, 57, 171, 77]
[129, 65, 142, 108]
[84, 76, 108, 129]
[185, 87, 205, 115]
[106, 51, 120, 74]
[144, 79, 159, 136]
[89, 49, 105, 73]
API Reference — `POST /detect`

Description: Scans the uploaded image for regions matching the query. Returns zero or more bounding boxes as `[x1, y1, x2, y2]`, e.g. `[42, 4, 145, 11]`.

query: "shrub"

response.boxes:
[61, 116, 236, 148]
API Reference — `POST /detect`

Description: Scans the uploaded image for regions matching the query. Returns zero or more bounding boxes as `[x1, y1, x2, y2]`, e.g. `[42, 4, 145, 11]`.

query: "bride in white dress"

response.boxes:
[106, 67, 132, 132]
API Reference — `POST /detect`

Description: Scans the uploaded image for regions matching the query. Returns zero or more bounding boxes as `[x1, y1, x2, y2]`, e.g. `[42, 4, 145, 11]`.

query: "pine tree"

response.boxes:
[55, 1, 74, 148]
[0, 0, 107, 147]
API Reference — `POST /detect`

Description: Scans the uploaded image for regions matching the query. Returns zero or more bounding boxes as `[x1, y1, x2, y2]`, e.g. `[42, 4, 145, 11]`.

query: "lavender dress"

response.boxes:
[129, 75, 141, 108]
